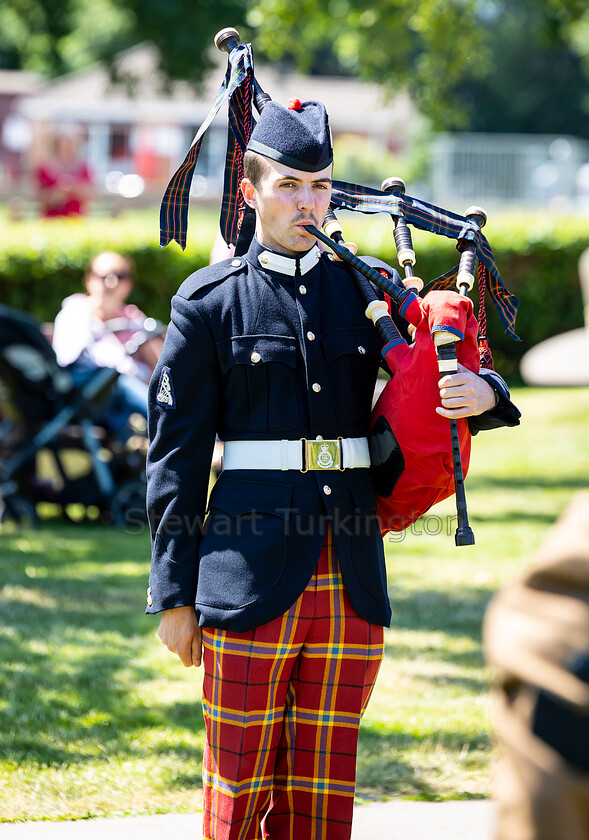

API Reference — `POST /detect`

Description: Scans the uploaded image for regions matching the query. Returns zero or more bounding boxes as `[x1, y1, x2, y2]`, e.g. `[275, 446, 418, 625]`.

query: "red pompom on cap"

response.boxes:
[287, 97, 302, 111]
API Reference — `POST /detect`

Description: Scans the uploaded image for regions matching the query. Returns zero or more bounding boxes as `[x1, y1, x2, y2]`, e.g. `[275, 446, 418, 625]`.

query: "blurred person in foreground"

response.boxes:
[35, 126, 93, 218]
[53, 251, 164, 441]
[484, 493, 589, 840]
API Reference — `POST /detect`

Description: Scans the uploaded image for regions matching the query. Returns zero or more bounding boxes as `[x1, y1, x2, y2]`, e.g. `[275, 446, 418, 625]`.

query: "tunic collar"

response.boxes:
[246, 238, 322, 277]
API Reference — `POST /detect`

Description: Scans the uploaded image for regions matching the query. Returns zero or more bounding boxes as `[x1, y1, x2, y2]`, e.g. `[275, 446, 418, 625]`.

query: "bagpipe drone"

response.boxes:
[159, 27, 521, 546]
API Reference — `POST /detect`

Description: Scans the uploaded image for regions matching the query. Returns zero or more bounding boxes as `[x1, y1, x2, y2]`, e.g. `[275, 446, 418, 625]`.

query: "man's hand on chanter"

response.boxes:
[158, 606, 202, 667]
[436, 362, 496, 419]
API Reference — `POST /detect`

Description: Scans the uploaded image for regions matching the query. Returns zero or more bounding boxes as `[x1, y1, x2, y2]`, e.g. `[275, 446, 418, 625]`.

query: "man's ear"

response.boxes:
[241, 177, 256, 209]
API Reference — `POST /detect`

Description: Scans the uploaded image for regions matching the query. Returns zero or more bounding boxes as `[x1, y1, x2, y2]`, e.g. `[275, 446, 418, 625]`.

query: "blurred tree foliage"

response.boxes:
[1, 0, 587, 131]
[332, 128, 432, 190]
[454, 0, 589, 137]
[245, 0, 491, 129]
[0, 0, 248, 82]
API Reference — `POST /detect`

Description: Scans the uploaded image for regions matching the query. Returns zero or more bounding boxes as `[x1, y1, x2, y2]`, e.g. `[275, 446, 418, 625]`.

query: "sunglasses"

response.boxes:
[92, 271, 133, 282]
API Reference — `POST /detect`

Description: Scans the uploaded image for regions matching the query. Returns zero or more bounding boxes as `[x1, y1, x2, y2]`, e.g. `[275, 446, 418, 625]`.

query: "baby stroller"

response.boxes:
[0, 304, 147, 527]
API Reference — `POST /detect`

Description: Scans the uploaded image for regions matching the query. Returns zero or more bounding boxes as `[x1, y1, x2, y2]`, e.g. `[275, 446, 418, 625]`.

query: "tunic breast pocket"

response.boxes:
[217, 334, 299, 432]
[322, 328, 381, 425]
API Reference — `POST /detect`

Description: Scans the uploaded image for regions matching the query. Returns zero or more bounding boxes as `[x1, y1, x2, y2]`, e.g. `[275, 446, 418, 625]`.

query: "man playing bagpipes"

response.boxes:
[146, 33, 520, 840]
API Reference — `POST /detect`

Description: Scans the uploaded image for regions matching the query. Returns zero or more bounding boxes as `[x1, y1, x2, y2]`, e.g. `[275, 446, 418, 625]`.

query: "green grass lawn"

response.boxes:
[1, 386, 588, 821]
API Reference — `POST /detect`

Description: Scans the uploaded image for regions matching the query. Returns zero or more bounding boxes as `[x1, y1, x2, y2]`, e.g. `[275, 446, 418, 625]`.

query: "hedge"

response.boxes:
[0, 209, 216, 327]
[1, 207, 587, 380]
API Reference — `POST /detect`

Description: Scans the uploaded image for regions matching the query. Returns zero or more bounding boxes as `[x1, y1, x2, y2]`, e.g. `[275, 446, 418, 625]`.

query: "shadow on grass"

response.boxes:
[0, 524, 204, 770]
[472, 510, 556, 525]
[387, 586, 491, 641]
[382, 586, 490, 691]
[467, 474, 589, 492]
[356, 724, 491, 799]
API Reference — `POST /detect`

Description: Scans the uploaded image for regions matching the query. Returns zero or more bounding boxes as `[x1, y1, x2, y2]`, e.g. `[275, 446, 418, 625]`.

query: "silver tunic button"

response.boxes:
[358, 345, 366, 355]
[251, 351, 261, 363]
[323, 485, 332, 495]
[299, 285, 307, 295]
[231, 259, 242, 267]
[312, 383, 321, 393]
[307, 331, 315, 341]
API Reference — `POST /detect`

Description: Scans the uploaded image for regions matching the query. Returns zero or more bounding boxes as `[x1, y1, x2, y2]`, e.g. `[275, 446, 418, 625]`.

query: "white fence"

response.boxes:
[431, 132, 589, 212]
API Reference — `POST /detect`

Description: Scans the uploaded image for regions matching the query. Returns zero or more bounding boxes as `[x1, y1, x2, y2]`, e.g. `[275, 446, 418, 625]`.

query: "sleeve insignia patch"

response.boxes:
[156, 366, 176, 408]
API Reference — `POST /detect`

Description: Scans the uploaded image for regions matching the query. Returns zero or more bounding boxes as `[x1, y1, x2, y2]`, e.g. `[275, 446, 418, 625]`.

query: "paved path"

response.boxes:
[0, 800, 496, 839]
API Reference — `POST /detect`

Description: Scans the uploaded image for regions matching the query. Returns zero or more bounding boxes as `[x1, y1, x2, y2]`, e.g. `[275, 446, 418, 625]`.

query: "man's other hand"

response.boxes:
[158, 606, 202, 668]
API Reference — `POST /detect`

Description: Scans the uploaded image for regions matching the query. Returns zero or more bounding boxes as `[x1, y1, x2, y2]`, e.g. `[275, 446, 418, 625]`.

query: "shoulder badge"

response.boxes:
[156, 366, 175, 409]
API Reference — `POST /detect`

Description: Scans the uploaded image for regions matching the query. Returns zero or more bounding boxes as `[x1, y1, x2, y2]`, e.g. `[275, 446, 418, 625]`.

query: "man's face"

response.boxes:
[241, 159, 333, 255]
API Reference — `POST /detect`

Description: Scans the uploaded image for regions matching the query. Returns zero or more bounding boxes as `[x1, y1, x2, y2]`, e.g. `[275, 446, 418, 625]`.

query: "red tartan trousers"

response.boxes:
[201, 530, 385, 840]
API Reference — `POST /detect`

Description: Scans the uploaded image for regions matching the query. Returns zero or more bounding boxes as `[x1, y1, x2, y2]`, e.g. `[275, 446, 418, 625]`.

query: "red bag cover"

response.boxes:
[370, 290, 480, 533]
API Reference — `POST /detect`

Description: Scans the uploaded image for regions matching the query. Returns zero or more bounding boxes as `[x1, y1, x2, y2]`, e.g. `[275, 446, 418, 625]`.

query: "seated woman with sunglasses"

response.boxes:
[52, 251, 164, 441]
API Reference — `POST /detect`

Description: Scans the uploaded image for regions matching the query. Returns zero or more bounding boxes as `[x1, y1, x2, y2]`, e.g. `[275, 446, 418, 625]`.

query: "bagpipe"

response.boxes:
[159, 27, 520, 546]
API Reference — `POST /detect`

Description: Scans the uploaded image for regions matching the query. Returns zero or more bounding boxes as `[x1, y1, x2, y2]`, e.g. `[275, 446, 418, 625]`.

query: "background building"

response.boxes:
[1, 45, 417, 214]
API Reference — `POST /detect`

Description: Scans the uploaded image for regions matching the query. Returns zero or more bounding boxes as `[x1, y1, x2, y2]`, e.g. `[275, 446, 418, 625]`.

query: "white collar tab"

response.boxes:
[258, 246, 321, 276]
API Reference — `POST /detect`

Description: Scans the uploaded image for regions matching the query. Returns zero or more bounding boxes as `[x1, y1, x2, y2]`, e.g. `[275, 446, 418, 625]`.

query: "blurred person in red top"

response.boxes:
[35, 127, 93, 218]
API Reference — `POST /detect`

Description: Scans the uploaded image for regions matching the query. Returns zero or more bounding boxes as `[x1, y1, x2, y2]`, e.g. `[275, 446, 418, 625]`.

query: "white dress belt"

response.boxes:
[223, 437, 371, 472]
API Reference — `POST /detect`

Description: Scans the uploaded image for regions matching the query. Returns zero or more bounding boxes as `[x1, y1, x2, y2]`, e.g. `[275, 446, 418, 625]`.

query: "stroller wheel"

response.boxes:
[0, 495, 39, 528]
[110, 480, 147, 529]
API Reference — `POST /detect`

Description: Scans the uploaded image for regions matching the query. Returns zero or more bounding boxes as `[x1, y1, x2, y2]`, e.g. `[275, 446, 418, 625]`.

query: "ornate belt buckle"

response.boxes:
[302, 439, 342, 471]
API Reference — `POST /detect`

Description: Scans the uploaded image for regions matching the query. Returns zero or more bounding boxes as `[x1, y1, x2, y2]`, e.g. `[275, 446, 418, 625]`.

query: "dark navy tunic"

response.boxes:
[146, 237, 517, 632]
